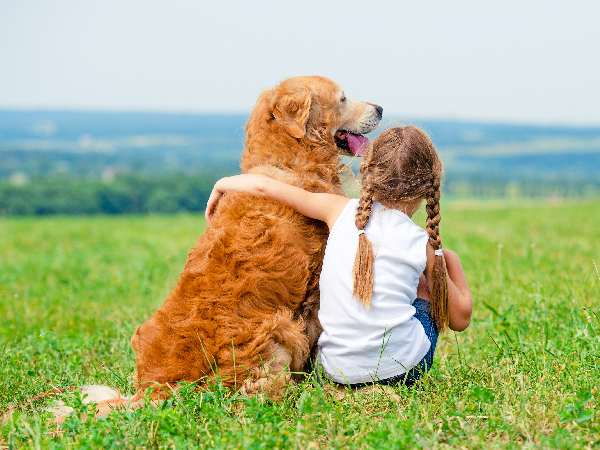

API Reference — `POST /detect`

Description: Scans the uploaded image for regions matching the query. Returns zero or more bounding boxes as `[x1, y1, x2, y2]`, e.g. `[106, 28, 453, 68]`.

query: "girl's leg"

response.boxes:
[380, 288, 439, 387]
[405, 296, 439, 384]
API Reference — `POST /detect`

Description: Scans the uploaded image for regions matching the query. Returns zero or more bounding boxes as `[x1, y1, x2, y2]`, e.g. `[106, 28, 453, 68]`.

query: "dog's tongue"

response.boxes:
[346, 133, 369, 157]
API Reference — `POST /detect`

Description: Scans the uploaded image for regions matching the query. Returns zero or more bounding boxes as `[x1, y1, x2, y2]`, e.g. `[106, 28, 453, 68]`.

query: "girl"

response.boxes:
[205, 126, 472, 388]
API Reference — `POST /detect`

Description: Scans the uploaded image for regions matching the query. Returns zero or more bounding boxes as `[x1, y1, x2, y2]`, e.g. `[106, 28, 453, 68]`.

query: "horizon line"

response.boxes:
[1, 107, 599, 129]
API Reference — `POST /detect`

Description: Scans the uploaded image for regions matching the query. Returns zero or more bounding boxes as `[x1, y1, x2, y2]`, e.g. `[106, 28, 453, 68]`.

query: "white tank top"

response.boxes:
[317, 199, 431, 384]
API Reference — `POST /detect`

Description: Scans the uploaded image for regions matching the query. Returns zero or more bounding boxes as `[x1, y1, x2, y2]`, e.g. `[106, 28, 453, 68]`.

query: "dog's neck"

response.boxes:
[241, 124, 344, 194]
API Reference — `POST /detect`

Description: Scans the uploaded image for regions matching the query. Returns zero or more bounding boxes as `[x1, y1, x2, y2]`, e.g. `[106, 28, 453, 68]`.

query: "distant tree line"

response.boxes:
[444, 172, 600, 199]
[0, 172, 598, 216]
[0, 173, 224, 215]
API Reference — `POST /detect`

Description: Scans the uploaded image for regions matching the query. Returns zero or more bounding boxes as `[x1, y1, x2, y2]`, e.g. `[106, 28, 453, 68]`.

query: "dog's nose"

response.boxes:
[375, 105, 383, 118]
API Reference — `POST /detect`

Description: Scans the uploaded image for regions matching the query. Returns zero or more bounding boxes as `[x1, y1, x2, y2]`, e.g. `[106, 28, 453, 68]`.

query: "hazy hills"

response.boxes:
[0, 111, 599, 214]
[2, 110, 600, 181]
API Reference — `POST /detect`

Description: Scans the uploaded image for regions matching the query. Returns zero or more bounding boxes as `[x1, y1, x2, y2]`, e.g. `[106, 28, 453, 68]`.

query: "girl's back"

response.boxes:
[318, 199, 431, 384]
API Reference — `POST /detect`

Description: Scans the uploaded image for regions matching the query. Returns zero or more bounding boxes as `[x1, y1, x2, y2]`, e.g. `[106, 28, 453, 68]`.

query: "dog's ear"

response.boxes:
[271, 88, 312, 139]
[246, 88, 275, 141]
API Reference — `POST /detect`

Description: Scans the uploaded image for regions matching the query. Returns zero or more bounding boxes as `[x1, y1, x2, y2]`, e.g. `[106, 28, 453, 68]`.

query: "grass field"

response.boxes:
[1, 199, 600, 449]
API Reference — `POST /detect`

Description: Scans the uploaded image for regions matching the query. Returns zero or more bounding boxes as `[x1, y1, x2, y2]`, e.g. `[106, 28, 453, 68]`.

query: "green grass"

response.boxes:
[1, 200, 600, 449]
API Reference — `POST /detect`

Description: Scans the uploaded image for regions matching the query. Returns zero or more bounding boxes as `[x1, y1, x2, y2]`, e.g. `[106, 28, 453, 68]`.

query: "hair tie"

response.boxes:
[358, 230, 365, 236]
[435, 249, 443, 256]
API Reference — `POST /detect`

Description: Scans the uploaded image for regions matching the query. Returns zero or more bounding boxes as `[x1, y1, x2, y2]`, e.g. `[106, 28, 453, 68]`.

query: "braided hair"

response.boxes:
[424, 155, 448, 331]
[352, 155, 376, 307]
[351, 126, 449, 330]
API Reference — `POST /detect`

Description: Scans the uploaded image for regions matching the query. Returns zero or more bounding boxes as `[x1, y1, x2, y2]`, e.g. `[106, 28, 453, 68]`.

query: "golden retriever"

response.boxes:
[129, 76, 382, 399]
[47, 77, 380, 422]
[49, 77, 382, 423]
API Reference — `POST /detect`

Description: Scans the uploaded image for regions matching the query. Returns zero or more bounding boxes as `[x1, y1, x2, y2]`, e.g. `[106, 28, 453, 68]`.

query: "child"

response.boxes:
[205, 126, 472, 387]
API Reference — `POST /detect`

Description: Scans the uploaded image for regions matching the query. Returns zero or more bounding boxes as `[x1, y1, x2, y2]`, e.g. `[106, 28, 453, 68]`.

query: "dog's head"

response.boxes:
[247, 76, 382, 158]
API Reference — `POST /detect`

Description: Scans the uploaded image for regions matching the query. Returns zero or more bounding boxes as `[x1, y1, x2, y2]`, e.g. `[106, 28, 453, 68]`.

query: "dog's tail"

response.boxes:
[48, 385, 134, 424]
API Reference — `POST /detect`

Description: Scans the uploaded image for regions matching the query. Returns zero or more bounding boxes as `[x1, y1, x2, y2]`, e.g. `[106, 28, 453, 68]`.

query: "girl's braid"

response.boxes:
[356, 178, 375, 231]
[352, 162, 376, 307]
[425, 172, 442, 249]
[425, 169, 449, 331]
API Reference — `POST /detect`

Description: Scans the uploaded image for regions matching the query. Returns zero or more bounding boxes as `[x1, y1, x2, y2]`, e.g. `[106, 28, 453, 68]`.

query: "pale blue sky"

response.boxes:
[1, 0, 599, 125]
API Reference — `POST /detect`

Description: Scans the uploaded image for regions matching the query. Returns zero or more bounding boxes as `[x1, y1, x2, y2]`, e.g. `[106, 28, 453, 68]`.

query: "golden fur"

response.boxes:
[130, 76, 382, 398]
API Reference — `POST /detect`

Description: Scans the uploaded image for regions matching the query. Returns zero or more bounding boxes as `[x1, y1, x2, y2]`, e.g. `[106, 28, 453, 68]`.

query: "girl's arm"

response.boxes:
[205, 174, 350, 230]
[424, 246, 473, 332]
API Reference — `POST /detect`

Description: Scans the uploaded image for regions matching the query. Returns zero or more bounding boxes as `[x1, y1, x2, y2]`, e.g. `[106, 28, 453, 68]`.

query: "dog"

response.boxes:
[130, 76, 382, 399]
[64, 77, 378, 413]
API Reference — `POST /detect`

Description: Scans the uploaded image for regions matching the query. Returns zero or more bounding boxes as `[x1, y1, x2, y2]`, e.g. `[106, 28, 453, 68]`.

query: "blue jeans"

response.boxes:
[319, 298, 439, 388]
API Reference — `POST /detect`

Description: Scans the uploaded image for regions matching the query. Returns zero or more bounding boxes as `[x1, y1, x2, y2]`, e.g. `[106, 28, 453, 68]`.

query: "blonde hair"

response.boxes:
[352, 126, 449, 331]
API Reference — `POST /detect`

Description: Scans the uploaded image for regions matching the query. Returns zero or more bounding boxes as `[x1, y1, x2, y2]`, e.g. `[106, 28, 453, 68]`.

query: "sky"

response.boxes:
[1, 0, 599, 126]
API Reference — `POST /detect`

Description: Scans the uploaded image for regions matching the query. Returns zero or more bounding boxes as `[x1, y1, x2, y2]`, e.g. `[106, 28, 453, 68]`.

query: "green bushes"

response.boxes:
[0, 174, 220, 215]
[1, 172, 599, 216]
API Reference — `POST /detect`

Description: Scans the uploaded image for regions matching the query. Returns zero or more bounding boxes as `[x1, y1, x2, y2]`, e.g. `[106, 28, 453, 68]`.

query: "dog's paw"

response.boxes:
[239, 369, 292, 398]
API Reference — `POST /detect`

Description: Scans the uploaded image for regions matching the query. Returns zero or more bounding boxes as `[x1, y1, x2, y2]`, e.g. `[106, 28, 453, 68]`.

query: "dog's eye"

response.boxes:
[340, 96, 346, 103]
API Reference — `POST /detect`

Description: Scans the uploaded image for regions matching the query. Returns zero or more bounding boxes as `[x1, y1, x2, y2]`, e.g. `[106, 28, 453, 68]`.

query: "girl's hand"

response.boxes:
[205, 186, 224, 223]
[425, 246, 472, 332]
[205, 174, 266, 224]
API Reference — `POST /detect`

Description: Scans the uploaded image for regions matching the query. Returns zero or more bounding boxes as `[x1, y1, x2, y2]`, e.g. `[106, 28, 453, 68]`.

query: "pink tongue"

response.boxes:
[346, 133, 369, 157]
